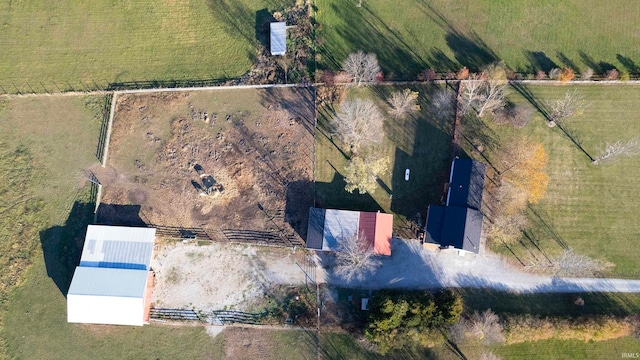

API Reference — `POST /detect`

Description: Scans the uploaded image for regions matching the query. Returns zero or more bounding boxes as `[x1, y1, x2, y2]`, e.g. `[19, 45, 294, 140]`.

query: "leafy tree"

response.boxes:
[500, 138, 550, 204]
[365, 290, 462, 354]
[558, 67, 575, 82]
[330, 98, 385, 154]
[343, 155, 390, 194]
[342, 51, 381, 86]
[334, 232, 382, 282]
[387, 89, 420, 119]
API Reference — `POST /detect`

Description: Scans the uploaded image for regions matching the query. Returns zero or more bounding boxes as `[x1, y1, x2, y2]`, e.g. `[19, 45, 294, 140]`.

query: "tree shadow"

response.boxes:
[616, 54, 640, 75]
[578, 51, 616, 74]
[524, 50, 558, 73]
[557, 52, 580, 72]
[314, 171, 382, 213]
[420, 3, 499, 72]
[40, 201, 94, 297]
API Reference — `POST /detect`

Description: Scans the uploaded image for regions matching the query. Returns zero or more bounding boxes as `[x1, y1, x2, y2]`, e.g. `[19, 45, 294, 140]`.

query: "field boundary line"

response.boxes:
[101, 92, 118, 167]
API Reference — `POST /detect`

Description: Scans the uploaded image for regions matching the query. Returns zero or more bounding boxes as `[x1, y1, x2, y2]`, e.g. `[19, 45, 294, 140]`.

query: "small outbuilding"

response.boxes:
[67, 225, 156, 326]
[306, 208, 393, 256]
[270, 22, 286, 56]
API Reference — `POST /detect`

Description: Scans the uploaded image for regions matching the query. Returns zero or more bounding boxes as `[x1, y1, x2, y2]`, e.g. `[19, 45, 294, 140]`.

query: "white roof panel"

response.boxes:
[80, 225, 155, 270]
[322, 209, 360, 251]
[68, 267, 148, 298]
[270, 22, 286, 55]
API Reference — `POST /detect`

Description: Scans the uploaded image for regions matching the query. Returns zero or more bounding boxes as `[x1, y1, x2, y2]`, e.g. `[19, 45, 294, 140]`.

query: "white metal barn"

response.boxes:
[67, 225, 156, 326]
[270, 22, 286, 56]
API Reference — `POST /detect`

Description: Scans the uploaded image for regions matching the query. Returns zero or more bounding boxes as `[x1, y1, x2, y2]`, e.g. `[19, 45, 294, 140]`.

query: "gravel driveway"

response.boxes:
[316, 239, 640, 293]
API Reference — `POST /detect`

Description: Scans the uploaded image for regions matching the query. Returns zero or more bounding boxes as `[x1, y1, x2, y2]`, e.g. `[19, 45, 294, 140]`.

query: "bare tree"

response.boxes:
[493, 103, 534, 129]
[342, 51, 381, 86]
[431, 88, 456, 119]
[387, 89, 420, 119]
[334, 232, 382, 282]
[460, 75, 508, 117]
[343, 155, 390, 194]
[593, 137, 640, 164]
[486, 212, 529, 246]
[546, 90, 588, 127]
[548, 67, 561, 80]
[330, 98, 385, 154]
[553, 248, 604, 277]
[581, 67, 594, 80]
[450, 309, 505, 345]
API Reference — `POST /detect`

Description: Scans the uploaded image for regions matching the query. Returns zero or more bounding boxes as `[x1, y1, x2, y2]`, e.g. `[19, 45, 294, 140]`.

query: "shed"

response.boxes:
[306, 208, 393, 256]
[67, 267, 152, 326]
[67, 225, 156, 326]
[270, 22, 286, 56]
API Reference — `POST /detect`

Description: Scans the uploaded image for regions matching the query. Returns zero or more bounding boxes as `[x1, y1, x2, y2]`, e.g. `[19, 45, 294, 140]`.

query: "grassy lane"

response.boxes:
[317, 0, 640, 78]
[0, 0, 291, 93]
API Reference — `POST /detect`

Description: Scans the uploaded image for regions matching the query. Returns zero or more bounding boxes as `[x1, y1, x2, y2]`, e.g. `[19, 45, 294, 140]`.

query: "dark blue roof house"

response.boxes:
[424, 158, 486, 255]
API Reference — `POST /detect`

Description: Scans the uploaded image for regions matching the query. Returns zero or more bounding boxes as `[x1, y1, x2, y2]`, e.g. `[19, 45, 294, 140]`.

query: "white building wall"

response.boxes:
[67, 294, 144, 326]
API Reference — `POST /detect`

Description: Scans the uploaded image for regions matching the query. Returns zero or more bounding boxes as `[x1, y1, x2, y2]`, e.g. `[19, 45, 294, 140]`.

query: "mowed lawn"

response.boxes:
[0, 0, 290, 93]
[463, 84, 640, 277]
[317, 0, 640, 78]
[315, 84, 454, 235]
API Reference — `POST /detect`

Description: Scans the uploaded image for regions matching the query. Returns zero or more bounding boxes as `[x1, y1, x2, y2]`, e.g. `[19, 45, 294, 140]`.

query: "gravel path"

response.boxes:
[315, 239, 640, 293]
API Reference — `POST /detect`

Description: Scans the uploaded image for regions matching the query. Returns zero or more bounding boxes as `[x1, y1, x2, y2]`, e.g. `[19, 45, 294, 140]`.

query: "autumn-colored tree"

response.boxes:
[558, 68, 575, 83]
[343, 155, 390, 194]
[500, 138, 550, 204]
[456, 66, 470, 80]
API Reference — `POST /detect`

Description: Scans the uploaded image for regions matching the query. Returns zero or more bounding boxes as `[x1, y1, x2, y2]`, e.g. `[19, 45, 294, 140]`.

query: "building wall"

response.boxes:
[67, 294, 144, 326]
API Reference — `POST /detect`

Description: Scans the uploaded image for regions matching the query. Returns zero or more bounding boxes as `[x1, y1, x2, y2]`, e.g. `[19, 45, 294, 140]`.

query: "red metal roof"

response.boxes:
[358, 212, 392, 256]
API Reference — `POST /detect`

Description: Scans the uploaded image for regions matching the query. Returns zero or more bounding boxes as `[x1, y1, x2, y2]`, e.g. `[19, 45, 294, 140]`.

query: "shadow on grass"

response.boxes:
[315, 171, 382, 213]
[461, 287, 640, 318]
[40, 202, 94, 297]
[523, 51, 558, 73]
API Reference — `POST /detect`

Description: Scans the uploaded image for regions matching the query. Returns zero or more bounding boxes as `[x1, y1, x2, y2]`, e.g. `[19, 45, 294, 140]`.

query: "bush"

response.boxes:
[418, 69, 438, 81]
[605, 68, 619, 80]
[548, 68, 561, 79]
[535, 70, 547, 80]
[456, 66, 470, 80]
[504, 315, 633, 344]
[581, 67, 594, 80]
[450, 309, 505, 345]
[620, 71, 630, 81]
[558, 68, 575, 82]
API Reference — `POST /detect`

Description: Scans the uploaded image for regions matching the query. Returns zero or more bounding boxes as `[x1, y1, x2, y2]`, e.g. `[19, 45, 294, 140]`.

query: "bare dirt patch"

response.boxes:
[151, 241, 308, 311]
[99, 88, 315, 238]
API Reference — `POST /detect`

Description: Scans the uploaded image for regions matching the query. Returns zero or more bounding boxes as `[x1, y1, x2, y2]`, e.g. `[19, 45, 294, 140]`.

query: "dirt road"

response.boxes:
[316, 239, 640, 293]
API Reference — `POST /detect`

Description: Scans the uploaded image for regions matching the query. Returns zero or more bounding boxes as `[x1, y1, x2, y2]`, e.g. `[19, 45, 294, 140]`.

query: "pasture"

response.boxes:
[460, 84, 640, 277]
[0, 0, 291, 93]
[317, 0, 640, 78]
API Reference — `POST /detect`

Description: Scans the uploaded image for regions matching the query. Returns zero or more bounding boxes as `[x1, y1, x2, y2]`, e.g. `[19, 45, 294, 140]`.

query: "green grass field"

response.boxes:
[0, 0, 290, 93]
[315, 84, 453, 235]
[461, 84, 640, 277]
[317, 0, 640, 78]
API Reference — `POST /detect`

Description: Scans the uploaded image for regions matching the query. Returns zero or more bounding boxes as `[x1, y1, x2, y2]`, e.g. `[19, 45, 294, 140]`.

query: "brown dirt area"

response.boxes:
[98, 87, 315, 239]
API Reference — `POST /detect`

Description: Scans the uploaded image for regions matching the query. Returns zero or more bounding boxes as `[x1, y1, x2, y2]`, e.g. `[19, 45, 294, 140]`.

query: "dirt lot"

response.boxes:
[151, 241, 309, 311]
[98, 87, 315, 238]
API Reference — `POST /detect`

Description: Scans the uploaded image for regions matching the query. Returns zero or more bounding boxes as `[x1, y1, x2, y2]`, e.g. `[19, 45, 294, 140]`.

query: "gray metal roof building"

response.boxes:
[270, 22, 286, 56]
[68, 267, 148, 298]
[80, 225, 156, 270]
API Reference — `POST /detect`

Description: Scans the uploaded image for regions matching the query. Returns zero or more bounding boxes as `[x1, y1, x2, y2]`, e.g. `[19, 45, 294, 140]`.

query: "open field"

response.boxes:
[315, 84, 454, 236]
[0, 0, 292, 93]
[458, 84, 640, 277]
[317, 0, 640, 78]
[100, 88, 314, 240]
